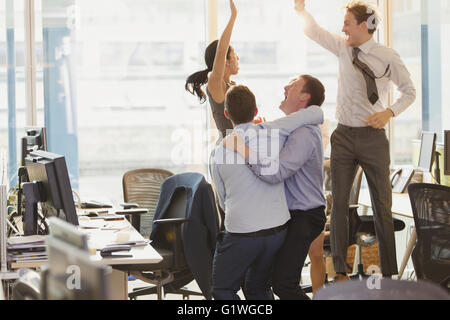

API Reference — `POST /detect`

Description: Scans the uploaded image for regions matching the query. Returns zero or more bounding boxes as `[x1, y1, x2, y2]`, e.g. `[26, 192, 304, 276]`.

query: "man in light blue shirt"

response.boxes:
[223, 75, 327, 300]
[211, 84, 323, 300]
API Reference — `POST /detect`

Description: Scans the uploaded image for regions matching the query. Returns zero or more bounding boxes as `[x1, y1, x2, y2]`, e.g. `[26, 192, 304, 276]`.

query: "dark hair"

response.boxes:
[345, 1, 380, 35]
[224, 85, 257, 125]
[185, 40, 231, 103]
[300, 75, 326, 107]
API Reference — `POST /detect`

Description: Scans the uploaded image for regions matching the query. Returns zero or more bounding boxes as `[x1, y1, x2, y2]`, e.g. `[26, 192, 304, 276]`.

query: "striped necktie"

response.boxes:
[353, 47, 379, 105]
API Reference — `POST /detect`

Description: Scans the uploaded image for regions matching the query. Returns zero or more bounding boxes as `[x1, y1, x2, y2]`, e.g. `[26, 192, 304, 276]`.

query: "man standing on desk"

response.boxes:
[294, 0, 416, 280]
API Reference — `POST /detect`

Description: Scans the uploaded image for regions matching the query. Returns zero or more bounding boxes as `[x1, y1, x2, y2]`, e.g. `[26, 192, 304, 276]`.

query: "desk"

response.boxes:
[8, 212, 163, 300]
[358, 189, 416, 279]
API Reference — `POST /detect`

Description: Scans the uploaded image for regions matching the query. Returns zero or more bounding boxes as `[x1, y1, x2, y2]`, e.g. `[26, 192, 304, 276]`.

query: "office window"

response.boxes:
[37, 0, 208, 236]
[441, 1, 450, 132]
[0, 0, 33, 187]
[391, 0, 450, 167]
[218, 0, 378, 156]
[391, 0, 422, 165]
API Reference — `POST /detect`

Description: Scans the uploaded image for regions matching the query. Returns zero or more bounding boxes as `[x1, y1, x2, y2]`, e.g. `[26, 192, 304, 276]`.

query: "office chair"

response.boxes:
[120, 173, 219, 300]
[314, 278, 450, 300]
[121, 188, 199, 300]
[122, 168, 173, 235]
[407, 183, 450, 291]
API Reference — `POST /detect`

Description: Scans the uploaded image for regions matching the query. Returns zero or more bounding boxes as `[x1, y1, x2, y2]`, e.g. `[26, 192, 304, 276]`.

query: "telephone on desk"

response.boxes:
[390, 168, 415, 193]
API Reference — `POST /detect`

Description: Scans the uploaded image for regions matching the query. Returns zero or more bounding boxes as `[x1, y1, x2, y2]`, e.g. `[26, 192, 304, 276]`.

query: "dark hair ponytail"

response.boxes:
[185, 40, 230, 103]
[185, 68, 210, 103]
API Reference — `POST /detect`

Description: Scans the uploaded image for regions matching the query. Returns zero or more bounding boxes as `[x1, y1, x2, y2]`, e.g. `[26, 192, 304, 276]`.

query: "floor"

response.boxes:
[126, 270, 316, 300]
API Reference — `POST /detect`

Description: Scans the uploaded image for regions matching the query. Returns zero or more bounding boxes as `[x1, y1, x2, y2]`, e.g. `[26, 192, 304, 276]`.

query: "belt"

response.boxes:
[337, 123, 385, 132]
[226, 222, 289, 238]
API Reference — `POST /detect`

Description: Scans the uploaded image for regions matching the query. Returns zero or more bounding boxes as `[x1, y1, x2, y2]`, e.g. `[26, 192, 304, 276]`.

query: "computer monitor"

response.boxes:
[417, 132, 437, 172]
[445, 131, 450, 176]
[21, 127, 47, 167]
[23, 150, 78, 235]
[48, 217, 87, 251]
[43, 235, 110, 300]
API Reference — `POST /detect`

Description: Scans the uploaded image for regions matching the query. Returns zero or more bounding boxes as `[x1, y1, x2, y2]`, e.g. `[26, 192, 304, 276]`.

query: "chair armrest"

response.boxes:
[153, 218, 189, 225]
[120, 202, 139, 210]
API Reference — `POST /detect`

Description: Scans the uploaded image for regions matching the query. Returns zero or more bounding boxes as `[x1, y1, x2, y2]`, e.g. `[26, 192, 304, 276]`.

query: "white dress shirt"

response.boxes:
[301, 11, 416, 128]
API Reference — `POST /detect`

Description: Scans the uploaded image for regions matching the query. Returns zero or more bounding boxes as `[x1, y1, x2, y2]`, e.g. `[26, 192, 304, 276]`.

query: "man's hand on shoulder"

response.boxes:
[294, 0, 305, 13]
[222, 132, 250, 160]
[253, 116, 266, 125]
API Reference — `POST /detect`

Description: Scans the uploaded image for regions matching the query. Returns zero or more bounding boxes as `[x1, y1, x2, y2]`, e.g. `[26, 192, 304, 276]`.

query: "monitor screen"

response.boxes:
[25, 150, 78, 228]
[21, 127, 47, 166]
[445, 131, 450, 176]
[48, 217, 87, 251]
[417, 132, 437, 172]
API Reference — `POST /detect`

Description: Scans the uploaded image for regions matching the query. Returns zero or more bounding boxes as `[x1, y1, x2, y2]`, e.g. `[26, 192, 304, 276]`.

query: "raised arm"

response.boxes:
[208, 0, 238, 103]
[294, 0, 344, 57]
[260, 105, 324, 136]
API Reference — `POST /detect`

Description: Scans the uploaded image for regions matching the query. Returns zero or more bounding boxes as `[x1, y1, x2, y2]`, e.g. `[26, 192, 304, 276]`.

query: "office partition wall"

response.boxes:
[2, 0, 450, 203]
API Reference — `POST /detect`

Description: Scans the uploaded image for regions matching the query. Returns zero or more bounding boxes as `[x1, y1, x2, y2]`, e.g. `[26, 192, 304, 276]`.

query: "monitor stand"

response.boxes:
[22, 181, 45, 236]
[434, 151, 441, 185]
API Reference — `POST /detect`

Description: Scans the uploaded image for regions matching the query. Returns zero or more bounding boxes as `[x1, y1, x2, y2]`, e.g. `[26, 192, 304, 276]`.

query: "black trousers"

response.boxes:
[272, 206, 326, 300]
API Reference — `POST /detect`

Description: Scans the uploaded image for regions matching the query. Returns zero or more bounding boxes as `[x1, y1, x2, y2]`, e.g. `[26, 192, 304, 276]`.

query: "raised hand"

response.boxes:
[253, 117, 267, 125]
[230, 0, 237, 18]
[294, 0, 305, 13]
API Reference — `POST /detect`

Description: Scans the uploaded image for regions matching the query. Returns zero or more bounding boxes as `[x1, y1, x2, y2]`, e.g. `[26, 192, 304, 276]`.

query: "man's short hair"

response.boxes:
[301, 75, 326, 107]
[225, 85, 257, 125]
[345, 1, 380, 35]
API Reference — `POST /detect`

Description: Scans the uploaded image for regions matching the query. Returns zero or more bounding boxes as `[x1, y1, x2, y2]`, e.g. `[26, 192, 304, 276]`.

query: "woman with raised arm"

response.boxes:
[185, 0, 239, 139]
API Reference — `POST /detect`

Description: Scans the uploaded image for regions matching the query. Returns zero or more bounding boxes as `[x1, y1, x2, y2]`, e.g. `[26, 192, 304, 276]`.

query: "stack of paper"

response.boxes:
[7, 235, 48, 263]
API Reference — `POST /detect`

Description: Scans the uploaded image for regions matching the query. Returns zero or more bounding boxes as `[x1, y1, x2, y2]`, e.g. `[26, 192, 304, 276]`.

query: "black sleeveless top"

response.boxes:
[206, 82, 234, 139]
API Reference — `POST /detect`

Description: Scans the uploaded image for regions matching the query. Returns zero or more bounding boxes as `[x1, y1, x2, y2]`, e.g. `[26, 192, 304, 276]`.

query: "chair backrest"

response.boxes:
[164, 188, 188, 220]
[152, 188, 188, 253]
[407, 183, 450, 283]
[122, 168, 173, 234]
[349, 166, 364, 205]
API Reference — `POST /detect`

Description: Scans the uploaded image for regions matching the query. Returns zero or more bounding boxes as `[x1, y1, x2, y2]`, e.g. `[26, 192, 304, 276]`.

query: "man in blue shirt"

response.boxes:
[223, 75, 327, 300]
[211, 84, 323, 300]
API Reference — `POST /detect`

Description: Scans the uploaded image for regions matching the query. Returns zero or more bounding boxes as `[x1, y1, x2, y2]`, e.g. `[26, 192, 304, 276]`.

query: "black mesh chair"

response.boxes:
[407, 183, 450, 291]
